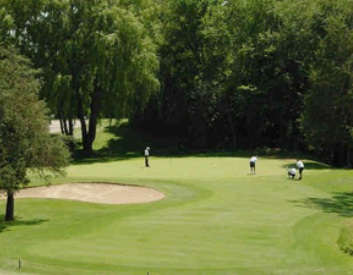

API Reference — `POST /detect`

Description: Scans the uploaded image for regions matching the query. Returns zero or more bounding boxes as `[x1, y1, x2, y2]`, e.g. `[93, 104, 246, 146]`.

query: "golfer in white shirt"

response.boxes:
[250, 156, 257, 174]
[296, 159, 304, 180]
[145, 146, 150, 167]
[287, 166, 296, 179]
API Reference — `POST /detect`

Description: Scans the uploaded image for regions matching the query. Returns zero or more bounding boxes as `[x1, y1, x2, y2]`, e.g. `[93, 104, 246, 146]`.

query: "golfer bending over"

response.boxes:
[249, 156, 257, 175]
[287, 166, 296, 179]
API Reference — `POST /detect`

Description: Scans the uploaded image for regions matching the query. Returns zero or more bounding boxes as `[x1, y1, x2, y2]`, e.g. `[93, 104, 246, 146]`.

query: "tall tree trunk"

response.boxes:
[79, 117, 90, 155]
[68, 118, 74, 136]
[75, 86, 90, 155]
[63, 118, 69, 135]
[5, 190, 14, 221]
[86, 82, 102, 154]
[59, 116, 65, 134]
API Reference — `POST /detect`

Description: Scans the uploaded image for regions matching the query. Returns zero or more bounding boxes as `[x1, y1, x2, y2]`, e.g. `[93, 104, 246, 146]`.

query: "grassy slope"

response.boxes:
[1, 122, 353, 274]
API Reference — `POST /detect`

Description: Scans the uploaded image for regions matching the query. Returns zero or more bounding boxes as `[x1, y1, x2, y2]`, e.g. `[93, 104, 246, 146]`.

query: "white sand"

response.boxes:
[1, 183, 165, 205]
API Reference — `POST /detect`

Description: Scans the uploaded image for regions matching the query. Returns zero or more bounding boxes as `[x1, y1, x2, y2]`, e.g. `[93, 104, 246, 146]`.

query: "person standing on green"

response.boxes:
[296, 159, 304, 180]
[145, 146, 150, 167]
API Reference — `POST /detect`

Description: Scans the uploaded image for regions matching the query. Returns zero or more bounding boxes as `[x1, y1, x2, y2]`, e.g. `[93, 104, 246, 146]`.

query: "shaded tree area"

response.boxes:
[133, 0, 353, 167]
[301, 1, 353, 167]
[1, 0, 353, 166]
[134, 0, 313, 150]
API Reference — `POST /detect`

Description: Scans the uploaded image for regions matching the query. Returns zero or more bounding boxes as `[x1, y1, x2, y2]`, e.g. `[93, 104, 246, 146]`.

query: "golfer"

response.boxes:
[249, 156, 257, 174]
[144, 146, 150, 167]
[287, 166, 296, 179]
[296, 159, 304, 180]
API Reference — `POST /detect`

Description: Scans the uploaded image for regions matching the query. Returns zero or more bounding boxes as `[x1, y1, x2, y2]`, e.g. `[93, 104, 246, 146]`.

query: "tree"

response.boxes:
[0, 45, 70, 221]
[2, 0, 159, 155]
[140, 0, 313, 150]
[141, 0, 225, 147]
[302, 3, 353, 166]
[0, 5, 14, 43]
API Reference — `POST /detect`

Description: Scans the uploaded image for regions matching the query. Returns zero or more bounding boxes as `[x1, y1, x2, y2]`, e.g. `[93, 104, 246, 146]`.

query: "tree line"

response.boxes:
[1, 0, 353, 167]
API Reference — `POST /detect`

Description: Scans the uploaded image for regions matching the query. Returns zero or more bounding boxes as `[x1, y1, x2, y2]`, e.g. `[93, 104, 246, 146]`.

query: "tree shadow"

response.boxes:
[0, 216, 48, 233]
[72, 120, 330, 166]
[290, 192, 353, 217]
[303, 162, 332, 170]
[72, 121, 212, 164]
[280, 161, 331, 170]
[72, 122, 272, 163]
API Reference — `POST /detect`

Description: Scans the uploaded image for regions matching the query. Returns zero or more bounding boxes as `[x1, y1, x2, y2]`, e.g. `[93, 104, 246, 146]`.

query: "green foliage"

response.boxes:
[2, 0, 160, 154]
[0, 45, 70, 219]
[2, 0, 353, 165]
[338, 221, 353, 255]
[0, 4, 14, 43]
[301, 1, 353, 166]
[145, 0, 311, 149]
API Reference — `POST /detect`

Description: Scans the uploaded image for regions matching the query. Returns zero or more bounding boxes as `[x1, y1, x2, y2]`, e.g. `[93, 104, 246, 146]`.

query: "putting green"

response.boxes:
[1, 156, 353, 274]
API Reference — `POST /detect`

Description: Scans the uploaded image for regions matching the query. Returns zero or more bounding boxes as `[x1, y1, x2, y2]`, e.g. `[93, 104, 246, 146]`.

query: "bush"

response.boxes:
[338, 221, 353, 255]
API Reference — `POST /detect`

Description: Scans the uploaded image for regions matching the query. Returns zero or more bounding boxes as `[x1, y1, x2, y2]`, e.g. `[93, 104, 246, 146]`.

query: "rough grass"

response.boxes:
[1, 120, 353, 274]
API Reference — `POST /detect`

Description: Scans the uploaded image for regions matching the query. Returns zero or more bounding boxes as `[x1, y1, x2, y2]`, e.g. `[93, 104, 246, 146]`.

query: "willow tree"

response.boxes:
[0, 46, 70, 221]
[3, 0, 159, 155]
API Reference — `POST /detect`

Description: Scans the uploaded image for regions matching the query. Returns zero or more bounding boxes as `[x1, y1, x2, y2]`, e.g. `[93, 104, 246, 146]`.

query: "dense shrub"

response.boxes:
[338, 221, 353, 255]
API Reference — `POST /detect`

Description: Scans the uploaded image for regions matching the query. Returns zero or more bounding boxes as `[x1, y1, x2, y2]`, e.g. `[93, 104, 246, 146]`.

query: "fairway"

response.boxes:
[2, 0, 353, 273]
[1, 156, 353, 274]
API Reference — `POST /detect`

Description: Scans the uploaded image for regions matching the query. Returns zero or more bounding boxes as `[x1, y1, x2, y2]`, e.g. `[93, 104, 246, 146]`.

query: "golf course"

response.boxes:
[2, 0, 353, 273]
[1, 122, 353, 275]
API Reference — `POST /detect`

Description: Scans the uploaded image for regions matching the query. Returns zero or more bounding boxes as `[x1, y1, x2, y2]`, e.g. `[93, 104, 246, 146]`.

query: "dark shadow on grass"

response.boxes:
[290, 192, 353, 217]
[303, 162, 332, 170]
[281, 161, 331, 170]
[72, 121, 326, 166]
[72, 121, 187, 164]
[72, 122, 251, 164]
[0, 216, 48, 233]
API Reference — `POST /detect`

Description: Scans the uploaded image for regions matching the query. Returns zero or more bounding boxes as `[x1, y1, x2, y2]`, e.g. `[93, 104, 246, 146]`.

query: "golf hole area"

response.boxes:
[12, 183, 165, 204]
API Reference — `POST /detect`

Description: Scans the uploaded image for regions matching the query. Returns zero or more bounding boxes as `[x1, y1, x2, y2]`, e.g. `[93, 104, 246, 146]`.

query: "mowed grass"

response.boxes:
[1, 124, 353, 274]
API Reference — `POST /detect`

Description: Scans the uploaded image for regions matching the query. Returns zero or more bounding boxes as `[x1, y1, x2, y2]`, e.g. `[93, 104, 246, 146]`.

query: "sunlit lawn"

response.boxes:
[1, 122, 353, 274]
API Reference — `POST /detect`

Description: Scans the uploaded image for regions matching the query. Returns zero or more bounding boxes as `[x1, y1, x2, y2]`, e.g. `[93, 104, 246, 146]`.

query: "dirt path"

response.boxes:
[49, 120, 82, 133]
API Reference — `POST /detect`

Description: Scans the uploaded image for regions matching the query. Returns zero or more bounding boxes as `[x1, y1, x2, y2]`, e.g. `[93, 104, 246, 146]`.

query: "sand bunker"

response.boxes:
[10, 183, 165, 205]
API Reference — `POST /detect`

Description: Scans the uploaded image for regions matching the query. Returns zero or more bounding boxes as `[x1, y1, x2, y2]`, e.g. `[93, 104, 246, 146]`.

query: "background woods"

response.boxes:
[1, 0, 352, 166]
